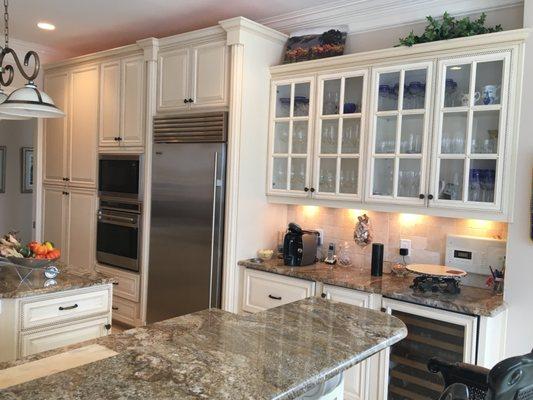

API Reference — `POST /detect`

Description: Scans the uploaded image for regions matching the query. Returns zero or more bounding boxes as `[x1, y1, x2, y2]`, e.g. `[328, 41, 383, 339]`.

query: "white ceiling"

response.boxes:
[8, 0, 326, 56]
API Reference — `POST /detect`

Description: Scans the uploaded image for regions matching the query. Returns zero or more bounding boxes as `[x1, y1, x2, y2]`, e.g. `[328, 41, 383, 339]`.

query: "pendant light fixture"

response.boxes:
[0, 0, 64, 119]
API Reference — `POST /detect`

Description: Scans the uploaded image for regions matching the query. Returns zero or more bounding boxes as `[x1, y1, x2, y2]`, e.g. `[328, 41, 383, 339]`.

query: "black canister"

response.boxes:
[371, 243, 384, 276]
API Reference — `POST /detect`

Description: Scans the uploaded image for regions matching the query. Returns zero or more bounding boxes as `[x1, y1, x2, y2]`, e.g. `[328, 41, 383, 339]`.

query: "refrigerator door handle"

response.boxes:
[209, 151, 218, 308]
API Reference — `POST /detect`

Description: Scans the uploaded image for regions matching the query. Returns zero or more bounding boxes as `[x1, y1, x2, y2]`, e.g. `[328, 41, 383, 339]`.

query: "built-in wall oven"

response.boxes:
[99, 155, 142, 199]
[96, 197, 141, 272]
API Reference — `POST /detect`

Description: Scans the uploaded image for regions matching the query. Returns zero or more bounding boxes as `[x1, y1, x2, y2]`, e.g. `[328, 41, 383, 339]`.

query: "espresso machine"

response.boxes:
[283, 223, 319, 266]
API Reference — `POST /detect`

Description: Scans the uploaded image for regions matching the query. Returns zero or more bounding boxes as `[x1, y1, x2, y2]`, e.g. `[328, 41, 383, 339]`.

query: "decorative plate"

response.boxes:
[406, 263, 467, 277]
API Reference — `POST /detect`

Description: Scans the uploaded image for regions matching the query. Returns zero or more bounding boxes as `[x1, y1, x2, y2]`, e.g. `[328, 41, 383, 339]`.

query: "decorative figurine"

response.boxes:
[354, 214, 372, 248]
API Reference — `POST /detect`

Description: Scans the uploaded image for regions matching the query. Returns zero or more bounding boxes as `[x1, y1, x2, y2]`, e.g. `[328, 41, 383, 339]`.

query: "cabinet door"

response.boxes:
[121, 56, 145, 146]
[69, 65, 99, 188]
[65, 188, 97, 272]
[190, 41, 228, 108]
[314, 71, 367, 201]
[42, 185, 67, 263]
[267, 78, 314, 197]
[43, 72, 69, 185]
[431, 52, 510, 212]
[99, 61, 121, 147]
[367, 63, 433, 206]
[322, 285, 373, 400]
[157, 48, 189, 111]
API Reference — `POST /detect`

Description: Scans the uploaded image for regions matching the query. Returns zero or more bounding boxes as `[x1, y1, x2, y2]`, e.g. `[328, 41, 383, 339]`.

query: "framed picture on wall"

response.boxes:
[20, 147, 33, 193]
[0, 146, 5, 193]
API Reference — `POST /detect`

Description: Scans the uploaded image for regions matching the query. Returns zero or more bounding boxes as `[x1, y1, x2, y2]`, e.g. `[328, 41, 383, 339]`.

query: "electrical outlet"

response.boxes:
[315, 229, 324, 246]
[400, 239, 412, 252]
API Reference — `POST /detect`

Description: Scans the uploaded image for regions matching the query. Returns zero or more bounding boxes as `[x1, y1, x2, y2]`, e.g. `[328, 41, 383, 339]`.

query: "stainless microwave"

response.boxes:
[98, 155, 142, 199]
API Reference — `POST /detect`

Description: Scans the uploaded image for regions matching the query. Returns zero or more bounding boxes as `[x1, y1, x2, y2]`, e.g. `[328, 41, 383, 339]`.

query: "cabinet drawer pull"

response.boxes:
[268, 294, 282, 300]
[112, 306, 118, 310]
[58, 304, 78, 311]
[104, 324, 111, 330]
[112, 282, 119, 285]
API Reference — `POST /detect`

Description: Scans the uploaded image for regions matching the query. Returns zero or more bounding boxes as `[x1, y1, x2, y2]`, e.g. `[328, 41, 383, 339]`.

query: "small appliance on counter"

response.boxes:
[283, 223, 319, 267]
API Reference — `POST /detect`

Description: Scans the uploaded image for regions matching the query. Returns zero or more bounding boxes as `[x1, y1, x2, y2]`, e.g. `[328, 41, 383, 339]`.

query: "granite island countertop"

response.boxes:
[0, 298, 406, 400]
[239, 258, 506, 317]
[0, 262, 115, 299]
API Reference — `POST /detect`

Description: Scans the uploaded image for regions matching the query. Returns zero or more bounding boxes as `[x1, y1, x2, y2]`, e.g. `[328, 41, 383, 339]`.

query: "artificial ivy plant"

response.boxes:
[397, 12, 503, 47]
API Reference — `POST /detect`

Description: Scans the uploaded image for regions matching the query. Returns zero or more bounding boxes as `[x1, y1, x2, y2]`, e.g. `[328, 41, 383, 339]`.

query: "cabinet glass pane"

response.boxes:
[468, 159, 496, 203]
[373, 158, 394, 196]
[441, 112, 467, 154]
[376, 116, 397, 154]
[294, 82, 311, 116]
[292, 121, 308, 154]
[400, 115, 423, 154]
[344, 76, 363, 114]
[378, 72, 400, 111]
[272, 158, 288, 190]
[321, 120, 339, 154]
[438, 159, 464, 200]
[475, 60, 503, 106]
[444, 64, 471, 108]
[398, 159, 421, 198]
[471, 110, 499, 154]
[275, 84, 291, 117]
[323, 79, 341, 115]
[403, 69, 427, 110]
[273, 122, 289, 153]
[319, 158, 337, 193]
[340, 158, 358, 194]
[290, 158, 307, 191]
[341, 118, 360, 154]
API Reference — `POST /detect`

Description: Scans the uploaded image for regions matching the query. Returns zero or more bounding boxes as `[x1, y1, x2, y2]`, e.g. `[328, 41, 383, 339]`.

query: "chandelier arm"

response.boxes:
[0, 47, 40, 83]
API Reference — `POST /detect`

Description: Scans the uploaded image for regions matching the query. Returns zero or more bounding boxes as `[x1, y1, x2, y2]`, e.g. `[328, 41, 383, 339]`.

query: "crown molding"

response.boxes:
[259, 0, 523, 34]
[7, 38, 67, 63]
[219, 16, 288, 45]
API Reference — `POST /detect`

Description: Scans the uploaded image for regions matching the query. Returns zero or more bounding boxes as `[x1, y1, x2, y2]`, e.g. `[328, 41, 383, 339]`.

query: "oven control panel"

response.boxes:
[445, 234, 506, 275]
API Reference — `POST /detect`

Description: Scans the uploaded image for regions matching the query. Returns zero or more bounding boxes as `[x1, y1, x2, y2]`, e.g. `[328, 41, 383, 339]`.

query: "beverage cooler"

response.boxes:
[381, 298, 478, 400]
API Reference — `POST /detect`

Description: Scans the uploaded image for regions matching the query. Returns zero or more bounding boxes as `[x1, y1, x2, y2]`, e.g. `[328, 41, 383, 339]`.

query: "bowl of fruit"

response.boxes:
[0, 233, 61, 269]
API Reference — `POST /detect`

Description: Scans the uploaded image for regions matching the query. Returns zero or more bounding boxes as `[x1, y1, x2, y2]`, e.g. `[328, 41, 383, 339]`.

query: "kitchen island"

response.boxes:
[0, 298, 406, 399]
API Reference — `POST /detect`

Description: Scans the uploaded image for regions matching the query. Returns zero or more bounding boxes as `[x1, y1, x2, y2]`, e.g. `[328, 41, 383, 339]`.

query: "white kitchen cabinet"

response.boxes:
[242, 268, 315, 313]
[366, 62, 432, 206]
[99, 56, 145, 148]
[157, 41, 228, 112]
[42, 185, 68, 263]
[111, 296, 140, 326]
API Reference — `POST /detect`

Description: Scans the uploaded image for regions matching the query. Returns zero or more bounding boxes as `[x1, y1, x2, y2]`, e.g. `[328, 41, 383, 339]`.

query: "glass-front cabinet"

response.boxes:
[431, 52, 510, 211]
[268, 78, 314, 196]
[314, 71, 367, 200]
[366, 63, 432, 205]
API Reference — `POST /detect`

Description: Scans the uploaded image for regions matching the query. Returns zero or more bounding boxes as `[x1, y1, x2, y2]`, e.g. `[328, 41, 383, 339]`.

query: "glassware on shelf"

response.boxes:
[321, 120, 339, 154]
[275, 84, 291, 117]
[272, 158, 288, 190]
[319, 158, 337, 193]
[290, 158, 306, 191]
[293, 82, 310, 116]
[323, 79, 341, 115]
[438, 159, 464, 201]
[340, 158, 358, 194]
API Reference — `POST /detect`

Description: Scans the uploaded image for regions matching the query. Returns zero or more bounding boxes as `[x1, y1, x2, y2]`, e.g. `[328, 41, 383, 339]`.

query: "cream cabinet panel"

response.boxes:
[157, 48, 189, 111]
[69, 65, 99, 188]
[43, 72, 69, 185]
[19, 317, 109, 358]
[111, 296, 140, 326]
[121, 56, 145, 146]
[42, 185, 67, 263]
[95, 263, 140, 302]
[65, 188, 97, 272]
[99, 61, 121, 147]
[191, 41, 227, 108]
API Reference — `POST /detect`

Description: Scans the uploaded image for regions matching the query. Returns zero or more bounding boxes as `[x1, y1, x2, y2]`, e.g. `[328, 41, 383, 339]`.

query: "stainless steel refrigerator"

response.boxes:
[147, 113, 226, 323]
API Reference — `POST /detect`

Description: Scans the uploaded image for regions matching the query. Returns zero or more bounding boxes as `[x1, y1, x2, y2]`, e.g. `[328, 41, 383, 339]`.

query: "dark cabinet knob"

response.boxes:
[104, 324, 112, 330]
[65, 178, 70, 182]
[183, 99, 189, 103]
[117, 137, 122, 141]
[310, 187, 316, 193]
[188, 98, 194, 103]
[62, 191, 69, 196]
[304, 187, 309, 192]
[428, 194, 434, 200]
[419, 194, 425, 199]
[321, 293, 327, 298]
[112, 306, 118, 310]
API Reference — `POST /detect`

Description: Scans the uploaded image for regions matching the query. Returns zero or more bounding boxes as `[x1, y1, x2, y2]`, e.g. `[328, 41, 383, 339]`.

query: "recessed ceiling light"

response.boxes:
[37, 22, 55, 31]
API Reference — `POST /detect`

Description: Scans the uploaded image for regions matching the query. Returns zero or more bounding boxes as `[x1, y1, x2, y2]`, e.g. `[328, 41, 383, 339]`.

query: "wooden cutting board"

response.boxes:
[0, 344, 117, 389]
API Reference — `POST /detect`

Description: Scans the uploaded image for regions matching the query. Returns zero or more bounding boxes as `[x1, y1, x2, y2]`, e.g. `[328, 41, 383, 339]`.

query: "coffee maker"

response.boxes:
[283, 223, 319, 266]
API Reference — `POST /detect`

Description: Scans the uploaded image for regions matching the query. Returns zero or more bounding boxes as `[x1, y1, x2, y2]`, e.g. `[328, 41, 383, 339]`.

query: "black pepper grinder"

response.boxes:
[371, 243, 384, 277]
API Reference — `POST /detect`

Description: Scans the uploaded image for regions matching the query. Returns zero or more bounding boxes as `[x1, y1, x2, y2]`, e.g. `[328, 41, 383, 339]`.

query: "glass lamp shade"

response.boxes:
[0, 88, 31, 120]
[0, 83, 65, 118]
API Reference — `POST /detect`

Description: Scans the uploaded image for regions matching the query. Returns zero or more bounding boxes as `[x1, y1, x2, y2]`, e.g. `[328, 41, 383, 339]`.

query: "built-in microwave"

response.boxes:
[98, 155, 142, 199]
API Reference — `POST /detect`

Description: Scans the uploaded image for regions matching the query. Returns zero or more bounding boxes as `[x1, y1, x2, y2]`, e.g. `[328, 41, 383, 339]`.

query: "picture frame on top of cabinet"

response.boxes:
[0, 146, 5, 193]
[20, 147, 33, 193]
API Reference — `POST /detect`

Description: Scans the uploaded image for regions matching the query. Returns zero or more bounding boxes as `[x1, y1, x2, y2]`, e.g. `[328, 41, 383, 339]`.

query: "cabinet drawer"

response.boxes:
[111, 296, 139, 326]
[242, 269, 315, 313]
[21, 288, 111, 330]
[95, 264, 140, 302]
[19, 316, 110, 358]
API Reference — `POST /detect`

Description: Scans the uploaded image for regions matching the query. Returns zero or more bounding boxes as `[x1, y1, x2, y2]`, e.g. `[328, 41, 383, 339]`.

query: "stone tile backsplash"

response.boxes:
[286, 206, 508, 266]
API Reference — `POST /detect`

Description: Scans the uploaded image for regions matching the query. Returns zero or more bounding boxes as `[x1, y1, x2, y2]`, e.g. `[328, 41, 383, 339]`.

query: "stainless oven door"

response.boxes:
[96, 210, 140, 272]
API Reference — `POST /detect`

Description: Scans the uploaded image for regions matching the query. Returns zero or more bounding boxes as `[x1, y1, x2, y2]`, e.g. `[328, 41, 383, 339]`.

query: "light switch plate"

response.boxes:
[400, 239, 412, 252]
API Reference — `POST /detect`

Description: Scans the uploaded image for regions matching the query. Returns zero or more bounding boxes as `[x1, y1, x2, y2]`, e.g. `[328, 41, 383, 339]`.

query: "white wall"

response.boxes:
[0, 119, 37, 242]
[504, 3, 533, 357]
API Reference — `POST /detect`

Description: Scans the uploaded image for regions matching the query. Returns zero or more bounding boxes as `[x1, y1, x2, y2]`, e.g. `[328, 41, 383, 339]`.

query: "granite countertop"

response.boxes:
[239, 258, 506, 317]
[0, 262, 115, 299]
[0, 298, 406, 400]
